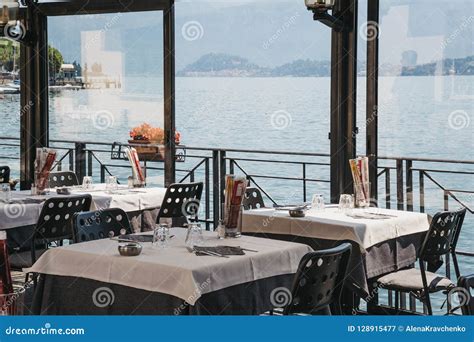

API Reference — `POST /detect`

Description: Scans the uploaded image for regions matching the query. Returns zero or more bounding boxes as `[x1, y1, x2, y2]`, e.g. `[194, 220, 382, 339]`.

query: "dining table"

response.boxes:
[241, 206, 431, 299]
[28, 228, 313, 315]
[1, 184, 167, 255]
[0, 184, 167, 229]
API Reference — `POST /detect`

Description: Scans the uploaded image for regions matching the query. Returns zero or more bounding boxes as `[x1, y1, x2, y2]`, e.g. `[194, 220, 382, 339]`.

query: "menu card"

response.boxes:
[34, 148, 56, 192]
[349, 156, 370, 205]
[125, 147, 145, 184]
[223, 175, 247, 229]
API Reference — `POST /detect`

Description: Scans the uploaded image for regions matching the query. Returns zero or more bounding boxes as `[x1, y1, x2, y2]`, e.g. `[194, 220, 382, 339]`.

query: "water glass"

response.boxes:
[153, 224, 170, 248]
[311, 194, 325, 210]
[185, 223, 204, 248]
[82, 176, 93, 190]
[338, 194, 354, 213]
[105, 175, 118, 192]
[1, 184, 11, 203]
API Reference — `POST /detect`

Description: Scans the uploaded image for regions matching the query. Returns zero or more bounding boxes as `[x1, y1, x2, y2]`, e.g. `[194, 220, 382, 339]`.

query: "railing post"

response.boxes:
[419, 171, 425, 213]
[219, 150, 226, 209]
[75, 143, 86, 181]
[212, 150, 220, 229]
[303, 163, 307, 203]
[396, 159, 404, 210]
[406, 159, 413, 211]
[87, 150, 93, 176]
[205, 158, 210, 231]
[68, 149, 74, 171]
[385, 168, 391, 209]
[100, 165, 106, 183]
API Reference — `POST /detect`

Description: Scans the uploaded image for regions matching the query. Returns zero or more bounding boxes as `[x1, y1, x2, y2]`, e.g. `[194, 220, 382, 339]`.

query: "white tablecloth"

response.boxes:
[242, 207, 430, 251]
[0, 186, 167, 230]
[26, 228, 312, 305]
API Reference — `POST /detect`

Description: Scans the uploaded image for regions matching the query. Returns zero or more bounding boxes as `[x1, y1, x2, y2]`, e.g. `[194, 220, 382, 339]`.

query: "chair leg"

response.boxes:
[420, 262, 433, 315]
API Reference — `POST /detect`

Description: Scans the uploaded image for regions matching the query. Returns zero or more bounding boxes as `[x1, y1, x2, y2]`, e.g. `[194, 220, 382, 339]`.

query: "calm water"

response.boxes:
[0, 76, 473, 309]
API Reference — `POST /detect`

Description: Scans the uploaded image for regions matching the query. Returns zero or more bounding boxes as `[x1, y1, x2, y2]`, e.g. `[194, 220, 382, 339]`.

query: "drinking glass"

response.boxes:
[105, 175, 118, 192]
[338, 194, 354, 213]
[311, 194, 325, 210]
[185, 223, 204, 248]
[1, 184, 11, 203]
[82, 176, 93, 190]
[153, 223, 170, 248]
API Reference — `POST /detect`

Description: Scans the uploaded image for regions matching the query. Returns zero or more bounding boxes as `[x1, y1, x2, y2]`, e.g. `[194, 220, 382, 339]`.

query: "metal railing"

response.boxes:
[0, 136, 472, 253]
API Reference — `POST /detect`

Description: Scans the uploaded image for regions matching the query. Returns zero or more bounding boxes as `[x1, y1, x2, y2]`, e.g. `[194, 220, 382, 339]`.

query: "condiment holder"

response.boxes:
[118, 242, 142, 256]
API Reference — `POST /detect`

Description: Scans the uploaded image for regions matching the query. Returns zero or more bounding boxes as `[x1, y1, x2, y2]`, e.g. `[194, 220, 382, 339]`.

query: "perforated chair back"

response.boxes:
[283, 242, 352, 315]
[242, 187, 266, 210]
[49, 171, 79, 188]
[0, 166, 10, 183]
[420, 208, 466, 260]
[73, 208, 132, 243]
[457, 275, 474, 315]
[31, 194, 91, 262]
[157, 182, 203, 224]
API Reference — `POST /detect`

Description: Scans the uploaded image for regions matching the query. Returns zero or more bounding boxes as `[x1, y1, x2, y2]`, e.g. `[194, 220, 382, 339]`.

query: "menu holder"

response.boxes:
[125, 147, 146, 187]
[34, 148, 57, 195]
[349, 156, 370, 207]
[223, 175, 247, 238]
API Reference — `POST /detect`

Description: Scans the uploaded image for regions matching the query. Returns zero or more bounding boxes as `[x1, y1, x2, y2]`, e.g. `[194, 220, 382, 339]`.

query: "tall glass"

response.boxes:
[311, 194, 325, 210]
[185, 223, 204, 248]
[105, 175, 118, 193]
[82, 176, 93, 190]
[153, 223, 170, 248]
[338, 194, 354, 214]
[0, 184, 11, 203]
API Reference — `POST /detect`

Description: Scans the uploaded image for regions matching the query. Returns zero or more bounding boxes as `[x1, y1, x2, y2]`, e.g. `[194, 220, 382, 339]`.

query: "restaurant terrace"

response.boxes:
[0, 0, 472, 318]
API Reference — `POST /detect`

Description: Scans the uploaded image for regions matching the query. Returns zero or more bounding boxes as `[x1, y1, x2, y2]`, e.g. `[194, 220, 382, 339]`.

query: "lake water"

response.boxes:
[0, 75, 472, 311]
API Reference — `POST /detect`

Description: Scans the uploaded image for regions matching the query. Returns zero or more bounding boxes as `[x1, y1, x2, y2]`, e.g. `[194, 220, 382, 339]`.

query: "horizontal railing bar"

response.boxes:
[378, 155, 474, 164]
[1, 136, 473, 164]
[225, 156, 330, 166]
[247, 174, 330, 183]
[457, 251, 474, 257]
[411, 168, 474, 175]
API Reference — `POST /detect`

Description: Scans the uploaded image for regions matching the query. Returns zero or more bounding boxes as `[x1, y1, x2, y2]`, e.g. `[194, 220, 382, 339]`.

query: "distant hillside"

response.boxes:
[178, 53, 474, 77]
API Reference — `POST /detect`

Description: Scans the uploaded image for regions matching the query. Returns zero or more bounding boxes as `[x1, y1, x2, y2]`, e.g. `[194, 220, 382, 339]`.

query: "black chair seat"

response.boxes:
[9, 249, 47, 269]
[377, 268, 454, 292]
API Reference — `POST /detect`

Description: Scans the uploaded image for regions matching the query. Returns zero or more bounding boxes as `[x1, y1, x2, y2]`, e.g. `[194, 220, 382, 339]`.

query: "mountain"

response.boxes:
[178, 53, 474, 77]
[47, 0, 474, 74]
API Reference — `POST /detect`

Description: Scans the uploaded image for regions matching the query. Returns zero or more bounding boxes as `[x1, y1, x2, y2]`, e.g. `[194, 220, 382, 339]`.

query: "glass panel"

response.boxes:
[176, 1, 332, 202]
[48, 12, 164, 185]
[0, 37, 20, 182]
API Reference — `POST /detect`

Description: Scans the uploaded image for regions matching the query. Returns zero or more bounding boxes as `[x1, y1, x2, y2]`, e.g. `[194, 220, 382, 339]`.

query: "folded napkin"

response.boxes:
[118, 234, 154, 243]
[193, 246, 246, 256]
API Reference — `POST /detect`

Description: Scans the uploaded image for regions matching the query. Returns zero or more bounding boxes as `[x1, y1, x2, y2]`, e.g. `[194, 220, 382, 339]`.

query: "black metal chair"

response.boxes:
[242, 187, 266, 210]
[156, 182, 203, 226]
[457, 275, 474, 315]
[0, 165, 10, 183]
[9, 194, 92, 270]
[73, 208, 132, 243]
[268, 243, 352, 315]
[376, 208, 467, 315]
[48, 171, 79, 188]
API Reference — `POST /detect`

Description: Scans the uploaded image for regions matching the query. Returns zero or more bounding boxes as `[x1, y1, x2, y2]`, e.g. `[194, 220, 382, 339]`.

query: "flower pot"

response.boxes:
[128, 140, 165, 161]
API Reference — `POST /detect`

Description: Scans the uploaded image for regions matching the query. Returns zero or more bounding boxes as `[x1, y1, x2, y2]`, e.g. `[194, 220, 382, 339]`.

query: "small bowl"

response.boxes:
[56, 187, 71, 195]
[118, 243, 142, 256]
[289, 208, 306, 218]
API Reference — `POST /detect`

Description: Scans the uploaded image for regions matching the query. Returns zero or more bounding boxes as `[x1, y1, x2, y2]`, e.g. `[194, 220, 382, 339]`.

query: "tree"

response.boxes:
[0, 40, 18, 72]
[48, 45, 64, 77]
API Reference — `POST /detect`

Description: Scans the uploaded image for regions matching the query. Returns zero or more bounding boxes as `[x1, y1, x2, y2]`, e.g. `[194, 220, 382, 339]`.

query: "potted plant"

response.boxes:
[129, 123, 181, 161]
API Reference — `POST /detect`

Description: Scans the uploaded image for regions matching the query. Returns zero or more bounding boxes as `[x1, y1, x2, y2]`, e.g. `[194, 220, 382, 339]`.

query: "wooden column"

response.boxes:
[163, 0, 176, 186]
[20, 6, 49, 189]
[330, 0, 358, 203]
